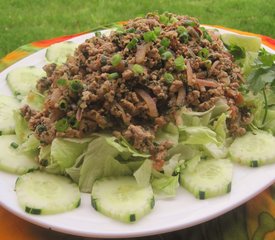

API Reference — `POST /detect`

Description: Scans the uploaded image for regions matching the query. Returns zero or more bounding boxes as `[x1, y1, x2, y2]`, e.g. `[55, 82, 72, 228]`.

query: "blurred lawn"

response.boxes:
[0, 0, 274, 58]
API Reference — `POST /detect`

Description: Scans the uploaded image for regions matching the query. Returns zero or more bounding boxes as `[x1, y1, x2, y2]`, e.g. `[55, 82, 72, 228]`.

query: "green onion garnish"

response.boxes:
[158, 46, 166, 55]
[183, 20, 196, 27]
[111, 53, 122, 66]
[36, 124, 47, 133]
[10, 142, 19, 149]
[58, 99, 68, 111]
[153, 27, 161, 36]
[56, 79, 67, 86]
[203, 60, 212, 69]
[174, 56, 186, 71]
[100, 55, 108, 65]
[95, 31, 101, 37]
[69, 80, 83, 93]
[126, 28, 136, 33]
[169, 16, 178, 24]
[143, 31, 157, 42]
[198, 48, 209, 59]
[68, 116, 79, 128]
[132, 64, 144, 75]
[126, 38, 138, 50]
[55, 118, 69, 132]
[177, 26, 187, 35]
[108, 72, 119, 80]
[164, 73, 174, 84]
[162, 51, 173, 60]
[159, 14, 169, 25]
[160, 38, 170, 48]
[200, 27, 212, 42]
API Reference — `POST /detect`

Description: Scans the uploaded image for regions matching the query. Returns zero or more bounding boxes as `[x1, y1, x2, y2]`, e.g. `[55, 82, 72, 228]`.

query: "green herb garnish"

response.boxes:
[160, 38, 170, 48]
[153, 27, 161, 36]
[229, 45, 246, 60]
[56, 79, 67, 86]
[69, 80, 83, 93]
[132, 64, 144, 75]
[126, 38, 138, 50]
[164, 73, 174, 84]
[55, 118, 69, 132]
[10, 142, 19, 149]
[58, 99, 68, 111]
[162, 51, 173, 60]
[174, 55, 186, 71]
[108, 72, 120, 80]
[143, 31, 157, 42]
[198, 48, 209, 60]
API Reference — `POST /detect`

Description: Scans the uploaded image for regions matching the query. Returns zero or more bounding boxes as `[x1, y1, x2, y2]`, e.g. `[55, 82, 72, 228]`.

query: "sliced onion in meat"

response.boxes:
[196, 78, 219, 88]
[135, 43, 150, 64]
[176, 87, 186, 106]
[115, 103, 130, 125]
[186, 61, 196, 86]
[136, 89, 158, 118]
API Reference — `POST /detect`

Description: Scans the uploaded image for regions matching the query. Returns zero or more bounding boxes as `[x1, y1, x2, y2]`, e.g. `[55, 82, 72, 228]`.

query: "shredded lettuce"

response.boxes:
[155, 122, 179, 145]
[178, 126, 219, 145]
[133, 159, 152, 187]
[79, 135, 132, 192]
[152, 170, 179, 198]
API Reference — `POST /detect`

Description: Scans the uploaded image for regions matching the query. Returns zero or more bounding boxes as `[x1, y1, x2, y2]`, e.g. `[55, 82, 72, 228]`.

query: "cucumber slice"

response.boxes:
[45, 41, 78, 64]
[15, 171, 81, 215]
[91, 176, 154, 223]
[0, 135, 39, 174]
[6, 66, 46, 100]
[229, 130, 275, 167]
[0, 95, 20, 135]
[180, 159, 233, 199]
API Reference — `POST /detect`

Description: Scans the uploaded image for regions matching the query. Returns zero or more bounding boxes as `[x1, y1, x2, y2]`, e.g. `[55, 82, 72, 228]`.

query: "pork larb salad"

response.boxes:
[0, 12, 275, 223]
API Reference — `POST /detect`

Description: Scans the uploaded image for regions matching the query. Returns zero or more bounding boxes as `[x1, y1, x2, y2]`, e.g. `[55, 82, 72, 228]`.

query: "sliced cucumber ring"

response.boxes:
[15, 171, 81, 215]
[180, 158, 233, 199]
[229, 130, 275, 167]
[91, 176, 154, 223]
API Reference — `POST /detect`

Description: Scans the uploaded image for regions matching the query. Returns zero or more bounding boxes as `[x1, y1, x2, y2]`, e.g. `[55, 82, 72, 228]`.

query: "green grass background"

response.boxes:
[1, 0, 274, 59]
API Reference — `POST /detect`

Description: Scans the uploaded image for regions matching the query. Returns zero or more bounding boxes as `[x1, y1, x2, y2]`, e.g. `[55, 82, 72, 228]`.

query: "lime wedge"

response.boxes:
[221, 33, 261, 52]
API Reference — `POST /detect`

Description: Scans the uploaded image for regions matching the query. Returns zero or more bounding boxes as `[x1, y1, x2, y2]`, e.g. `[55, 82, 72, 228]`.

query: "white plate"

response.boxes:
[0, 27, 275, 239]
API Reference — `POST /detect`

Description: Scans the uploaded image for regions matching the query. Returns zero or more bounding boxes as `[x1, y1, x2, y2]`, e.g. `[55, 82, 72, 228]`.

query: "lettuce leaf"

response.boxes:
[178, 126, 219, 145]
[119, 137, 150, 159]
[155, 122, 179, 145]
[79, 136, 132, 192]
[133, 159, 152, 187]
[212, 113, 228, 142]
[20, 134, 40, 153]
[163, 154, 185, 176]
[152, 170, 179, 198]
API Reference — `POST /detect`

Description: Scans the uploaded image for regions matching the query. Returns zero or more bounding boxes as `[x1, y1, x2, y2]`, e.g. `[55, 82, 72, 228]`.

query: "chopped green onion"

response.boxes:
[177, 26, 187, 35]
[126, 28, 136, 33]
[114, 24, 125, 34]
[164, 73, 174, 84]
[69, 80, 83, 93]
[55, 118, 69, 132]
[111, 53, 122, 66]
[160, 38, 170, 48]
[170, 16, 178, 24]
[159, 14, 169, 25]
[183, 20, 196, 27]
[36, 124, 47, 133]
[174, 56, 186, 71]
[203, 60, 212, 69]
[95, 31, 101, 37]
[10, 142, 19, 149]
[162, 51, 173, 60]
[198, 48, 209, 59]
[153, 27, 161, 36]
[126, 38, 138, 50]
[58, 99, 68, 111]
[56, 79, 67, 86]
[68, 116, 79, 128]
[100, 55, 108, 65]
[143, 31, 157, 42]
[200, 27, 212, 42]
[108, 72, 120, 80]
[132, 64, 144, 75]
[158, 46, 166, 55]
